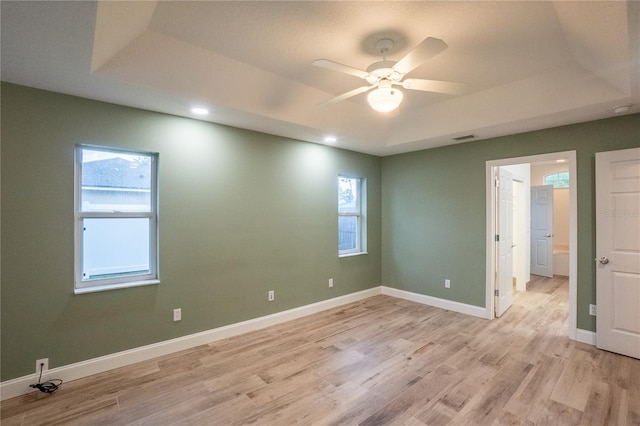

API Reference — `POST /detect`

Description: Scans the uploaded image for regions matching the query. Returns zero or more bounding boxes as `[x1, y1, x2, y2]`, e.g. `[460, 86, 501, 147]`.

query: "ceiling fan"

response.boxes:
[313, 37, 466, 112]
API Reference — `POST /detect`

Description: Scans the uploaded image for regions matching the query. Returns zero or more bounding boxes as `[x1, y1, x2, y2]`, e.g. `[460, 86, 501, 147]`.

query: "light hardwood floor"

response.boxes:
[2, 276, 639, 425]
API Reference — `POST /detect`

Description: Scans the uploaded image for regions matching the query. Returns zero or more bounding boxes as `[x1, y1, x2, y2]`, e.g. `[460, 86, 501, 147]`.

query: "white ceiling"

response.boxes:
[2, 1, 638, 156]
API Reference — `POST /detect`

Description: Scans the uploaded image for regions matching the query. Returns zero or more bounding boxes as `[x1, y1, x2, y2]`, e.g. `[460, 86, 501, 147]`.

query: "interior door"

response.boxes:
[596, 147, 640, 359]
[531, 185, 554, 277]
[512, 179, 528, 291]
[496, 168, 514, 317]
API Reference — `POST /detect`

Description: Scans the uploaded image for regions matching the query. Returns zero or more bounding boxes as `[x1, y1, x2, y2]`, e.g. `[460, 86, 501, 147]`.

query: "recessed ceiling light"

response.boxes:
[556, 159, 567, 163]
[324, 136, 337, 143]
[191, 107, 209, 115]
[453, 134, 475, 141]
[613, 105, 631, 114]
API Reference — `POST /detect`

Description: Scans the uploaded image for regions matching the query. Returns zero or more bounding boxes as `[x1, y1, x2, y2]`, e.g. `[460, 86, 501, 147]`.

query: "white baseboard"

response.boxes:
[381, 286, 488, 319]
[575, 328, 596, 346]
[0, 287, 381, 401]
[2, 284, 590, 401]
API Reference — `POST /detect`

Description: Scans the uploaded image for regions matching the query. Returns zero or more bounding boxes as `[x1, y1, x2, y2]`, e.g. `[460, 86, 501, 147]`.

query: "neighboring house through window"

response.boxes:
[75, 146, 159, 293]
[338, 175, 366, 256]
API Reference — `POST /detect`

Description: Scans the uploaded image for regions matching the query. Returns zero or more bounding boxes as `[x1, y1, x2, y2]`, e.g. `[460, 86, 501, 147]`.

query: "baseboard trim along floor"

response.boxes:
[1, 287, 379, 400]
[381, 286, 488, 319]
[1, 284, 592, 401]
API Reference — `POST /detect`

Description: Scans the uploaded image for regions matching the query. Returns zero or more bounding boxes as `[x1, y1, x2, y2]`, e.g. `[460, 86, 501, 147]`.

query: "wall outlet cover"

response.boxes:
[35, 358, 48, 374]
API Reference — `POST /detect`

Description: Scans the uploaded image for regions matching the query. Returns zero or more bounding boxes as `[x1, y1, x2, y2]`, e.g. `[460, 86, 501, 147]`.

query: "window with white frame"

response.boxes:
[338, 175, 365, 256]
[543, 171, 569, 188]
[75, 146, 158, 292]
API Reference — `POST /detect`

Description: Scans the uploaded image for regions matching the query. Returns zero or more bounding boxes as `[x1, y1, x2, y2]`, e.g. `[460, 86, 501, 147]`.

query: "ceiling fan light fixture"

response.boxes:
[367, 87, 403, 112]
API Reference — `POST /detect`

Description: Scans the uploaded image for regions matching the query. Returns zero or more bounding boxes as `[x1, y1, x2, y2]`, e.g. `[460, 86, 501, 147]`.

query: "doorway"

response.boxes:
[485, 151, 577, 341]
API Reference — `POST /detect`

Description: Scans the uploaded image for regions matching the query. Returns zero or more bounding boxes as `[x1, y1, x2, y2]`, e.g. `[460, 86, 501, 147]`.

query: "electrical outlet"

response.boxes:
[445, 279, 451, 289]
[173, 308, 182, 321]
[36, 358, 48, 375]
[589, 304, 597, 316]
[329, 278, 334, 288]
[268, 290, 275, 301]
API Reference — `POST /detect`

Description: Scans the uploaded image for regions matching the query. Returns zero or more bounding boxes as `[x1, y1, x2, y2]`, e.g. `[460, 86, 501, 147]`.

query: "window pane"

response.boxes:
[82, 218, 150, 280]
[543, 172, 569, 188]
[338, 177, 359, 214]
[338, 216, 358, 251]
[81, 148, 152, 212]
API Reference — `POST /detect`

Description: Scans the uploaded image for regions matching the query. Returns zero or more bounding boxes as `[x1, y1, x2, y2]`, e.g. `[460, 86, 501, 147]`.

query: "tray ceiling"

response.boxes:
[2, 1, 638, 155]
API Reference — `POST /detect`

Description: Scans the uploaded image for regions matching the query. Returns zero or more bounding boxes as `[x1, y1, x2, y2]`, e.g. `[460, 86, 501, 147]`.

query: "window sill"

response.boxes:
[339, 251, 368, 258]
[75, 279, 160, 295]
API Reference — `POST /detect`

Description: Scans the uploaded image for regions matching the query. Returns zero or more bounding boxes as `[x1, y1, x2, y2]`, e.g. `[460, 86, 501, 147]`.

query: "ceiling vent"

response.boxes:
[453, 134, 475, 141]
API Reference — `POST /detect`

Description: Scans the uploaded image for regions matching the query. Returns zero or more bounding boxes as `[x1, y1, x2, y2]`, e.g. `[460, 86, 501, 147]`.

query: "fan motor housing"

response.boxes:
[366, 60, 400, 80]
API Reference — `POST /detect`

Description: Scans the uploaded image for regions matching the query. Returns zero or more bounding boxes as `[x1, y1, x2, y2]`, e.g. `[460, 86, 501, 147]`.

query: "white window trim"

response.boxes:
[74, 145, 159, 293]
[338, 175, 366, 257]
[339, 251, 369, 258]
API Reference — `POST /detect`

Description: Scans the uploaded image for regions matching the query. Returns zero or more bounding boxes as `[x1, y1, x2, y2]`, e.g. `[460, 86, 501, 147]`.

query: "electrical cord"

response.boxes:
[29, 363, 62, 394]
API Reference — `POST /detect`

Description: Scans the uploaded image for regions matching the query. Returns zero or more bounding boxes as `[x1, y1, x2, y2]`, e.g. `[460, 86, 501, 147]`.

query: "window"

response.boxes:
[338, 175, 365, 256]
[543, 171, 569, 188]
[75, 146, 158, 293]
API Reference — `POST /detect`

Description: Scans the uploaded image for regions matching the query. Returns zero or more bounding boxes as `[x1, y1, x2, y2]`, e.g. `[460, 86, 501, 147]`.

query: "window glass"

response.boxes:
[543, 171, 569, 188]
[82, 218, 151, 281]
[338, 216, 358, 252]
[338, 176, 364, 255]
[80, 149, 152, 212]
[338, 177, 359, 214]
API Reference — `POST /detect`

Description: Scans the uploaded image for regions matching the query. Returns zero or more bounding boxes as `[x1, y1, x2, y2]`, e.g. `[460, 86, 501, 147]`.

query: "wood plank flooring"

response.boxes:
[2, 276, 639, 425]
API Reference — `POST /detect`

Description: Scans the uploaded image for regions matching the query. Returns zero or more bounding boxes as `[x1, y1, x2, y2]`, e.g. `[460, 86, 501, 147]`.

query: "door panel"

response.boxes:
[596, 147, 640, 359]
[612, 273, 640, 334]
[496, 168, 514, 317]
[531, 185, 554, 277]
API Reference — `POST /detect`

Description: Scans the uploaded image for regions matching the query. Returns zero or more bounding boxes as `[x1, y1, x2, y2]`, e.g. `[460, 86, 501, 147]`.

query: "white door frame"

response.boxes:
[485, 151, 577, 341]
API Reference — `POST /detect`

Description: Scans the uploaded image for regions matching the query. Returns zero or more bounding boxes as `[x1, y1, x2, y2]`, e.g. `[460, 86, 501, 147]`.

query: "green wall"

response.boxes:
[0, 83, 382, 381]
[2, 81, 638, 383]
[381, 113, 639, 331]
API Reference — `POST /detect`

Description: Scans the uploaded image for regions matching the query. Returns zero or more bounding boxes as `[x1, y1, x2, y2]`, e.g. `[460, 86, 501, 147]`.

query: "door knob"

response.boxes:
[596, 256, 609, 264]
[545, 234, 553, 237]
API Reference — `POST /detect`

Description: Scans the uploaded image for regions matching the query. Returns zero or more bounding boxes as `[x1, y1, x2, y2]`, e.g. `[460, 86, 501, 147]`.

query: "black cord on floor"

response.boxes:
[29, 363, 63, 394]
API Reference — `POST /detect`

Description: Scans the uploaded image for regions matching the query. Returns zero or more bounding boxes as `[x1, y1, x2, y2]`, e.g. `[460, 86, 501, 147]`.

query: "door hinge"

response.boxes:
[495, 289, 499, 296]
[495, 178, 500, 187]
[495, 234, 500, 241]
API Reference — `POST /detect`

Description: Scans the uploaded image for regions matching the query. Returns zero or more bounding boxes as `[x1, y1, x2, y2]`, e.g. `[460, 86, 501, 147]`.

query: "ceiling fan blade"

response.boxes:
[402, 78, 466, 95]
[318, 85, 374, 107]
[393, 37, 448, 75]
[312, 59, 370, 80]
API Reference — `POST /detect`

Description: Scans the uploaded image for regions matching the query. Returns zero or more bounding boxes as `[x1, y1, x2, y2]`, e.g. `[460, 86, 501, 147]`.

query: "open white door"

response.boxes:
[531, 185, 554, 277]
[596, 147, 640, 359]
[512, 179, 529, 291]
[495, 168, 514, 317]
